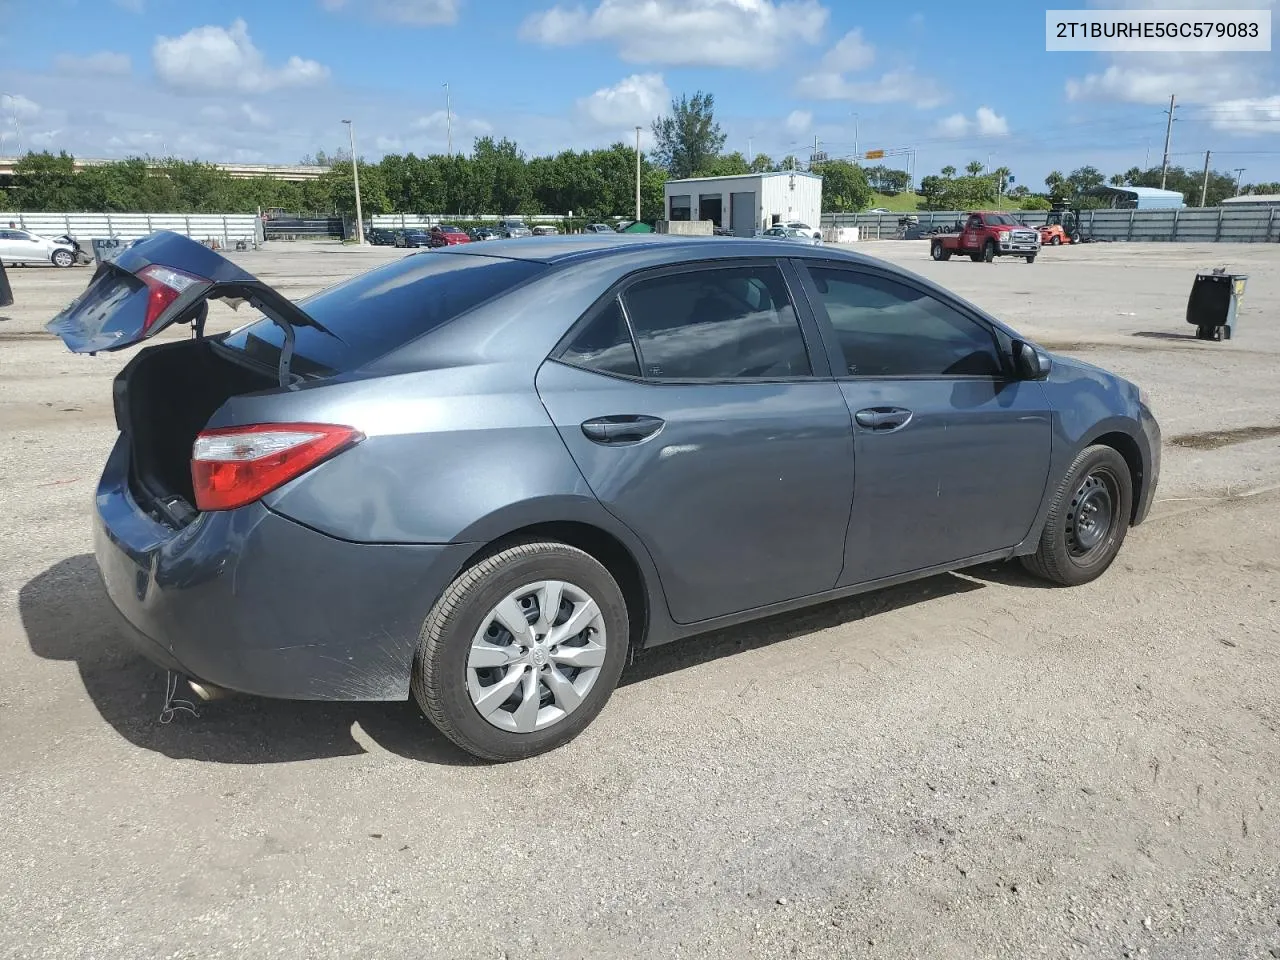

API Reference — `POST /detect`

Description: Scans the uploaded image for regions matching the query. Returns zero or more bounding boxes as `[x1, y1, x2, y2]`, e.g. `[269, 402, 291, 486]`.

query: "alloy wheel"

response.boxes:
[466, 580, 607, 733]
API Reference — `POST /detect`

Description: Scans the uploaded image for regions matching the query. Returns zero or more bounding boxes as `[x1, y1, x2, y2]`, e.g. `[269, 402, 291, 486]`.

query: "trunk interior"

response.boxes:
[120, 338, 277, 520]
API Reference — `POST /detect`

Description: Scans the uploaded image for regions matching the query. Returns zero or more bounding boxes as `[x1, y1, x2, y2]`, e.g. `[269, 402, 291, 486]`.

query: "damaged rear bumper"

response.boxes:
[93, 436, 475, 701]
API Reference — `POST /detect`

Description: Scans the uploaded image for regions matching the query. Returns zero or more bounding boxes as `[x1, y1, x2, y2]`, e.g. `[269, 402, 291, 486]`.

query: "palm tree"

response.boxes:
[965, 160, 984, 176]
[1109, 173, 1126, 187]
[1045, 170, 1066, 197]
[994, 165, 1013, 197]
[941, 165, 957, 178]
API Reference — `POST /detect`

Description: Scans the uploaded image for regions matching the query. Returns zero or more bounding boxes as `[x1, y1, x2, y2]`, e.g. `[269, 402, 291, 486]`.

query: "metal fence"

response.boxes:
[370, 213, 569, 229]
[822, 205, 1280, 242]
[263, 216, 343, 240]
[5, 212, 263, 246]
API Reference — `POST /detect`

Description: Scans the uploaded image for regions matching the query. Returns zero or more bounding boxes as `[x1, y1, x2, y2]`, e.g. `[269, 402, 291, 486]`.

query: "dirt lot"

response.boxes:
[1, 239, 1278, 959]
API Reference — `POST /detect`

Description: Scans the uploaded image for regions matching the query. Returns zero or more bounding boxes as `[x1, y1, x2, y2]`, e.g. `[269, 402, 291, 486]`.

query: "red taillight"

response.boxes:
[191, 423, 363, 512]
[138, 263, 205, 333]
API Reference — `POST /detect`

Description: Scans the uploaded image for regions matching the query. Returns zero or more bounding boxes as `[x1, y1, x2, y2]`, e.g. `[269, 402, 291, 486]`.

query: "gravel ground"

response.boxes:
[1, 239, 1278, 959]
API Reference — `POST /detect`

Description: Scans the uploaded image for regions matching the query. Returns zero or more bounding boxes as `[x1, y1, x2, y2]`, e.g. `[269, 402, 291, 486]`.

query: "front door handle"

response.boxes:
[854, 407, 913, 432]
[581, 415, 665, 445]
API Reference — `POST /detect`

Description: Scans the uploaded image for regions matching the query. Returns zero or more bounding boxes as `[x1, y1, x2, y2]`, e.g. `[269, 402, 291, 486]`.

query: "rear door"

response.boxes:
[535, 258, 855, 626]
[45, 230, 326, 354]
[794, 259, 1052, 585]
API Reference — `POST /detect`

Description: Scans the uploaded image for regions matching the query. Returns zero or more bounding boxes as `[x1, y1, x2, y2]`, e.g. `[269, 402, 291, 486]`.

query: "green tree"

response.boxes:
[1018, 195, 1051, 210]
[323, 160, 391, 217]
[940, 165, 957, 178]
[964, 160, 984, 177]
[1044, 170, 1066, 197]
[749, 153, 774, 174]
[12, 151, 84, 209]
[812, 159, 870, 212]
[650, 91, 727, 179]
[697, 151, 749, 177]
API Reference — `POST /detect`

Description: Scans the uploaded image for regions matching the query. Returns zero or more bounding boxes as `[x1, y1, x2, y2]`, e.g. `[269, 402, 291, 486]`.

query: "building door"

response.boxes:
[699, 194, 723, 229]
[729, 191, 755, 236]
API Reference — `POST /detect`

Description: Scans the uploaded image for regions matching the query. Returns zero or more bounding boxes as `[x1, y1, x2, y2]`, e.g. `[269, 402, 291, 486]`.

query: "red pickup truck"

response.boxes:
[929, 211, 1042, 263]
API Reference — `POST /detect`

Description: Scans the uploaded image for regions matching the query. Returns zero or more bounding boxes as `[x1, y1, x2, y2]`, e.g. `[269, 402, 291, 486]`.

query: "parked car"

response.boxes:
[783, 221, 822, 241]
[394, 228, 432, 248]
[531, 225, 558, 236]
[47, 230, 1160, 762]
[583, 223, 614, 234]
[469, 227, 498, 242]
[429, 224, 471, 248]
[761, 226, 822, 245]
[931, 212, 1041, 263]
[366, 228, 398, 246]
[495, 218, 532, 239]
[0, 227, 79, 267]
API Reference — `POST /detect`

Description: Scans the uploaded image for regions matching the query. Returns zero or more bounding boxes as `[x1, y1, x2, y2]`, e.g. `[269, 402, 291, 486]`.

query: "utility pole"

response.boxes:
[342, 119, 363, 245]
[1160, 94, 1176, 190]
[634, 125, 642, 222]
[1200, 150, 1211, 207]
[747, 137, 752, 161]
[852, 113, 858, 157]
[1233, 167, 1246, 196]
[443, 82, 452, 157]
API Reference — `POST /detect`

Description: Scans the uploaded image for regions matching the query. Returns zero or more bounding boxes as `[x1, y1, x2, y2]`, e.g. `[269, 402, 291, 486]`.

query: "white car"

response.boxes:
[0, 228, 78, 267]
[782, 221, 822, 240]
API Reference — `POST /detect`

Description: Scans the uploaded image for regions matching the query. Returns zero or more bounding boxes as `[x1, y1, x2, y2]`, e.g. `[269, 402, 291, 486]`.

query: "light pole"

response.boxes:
[852, 113, 858, 157]
[1233, 168, 1246, 196]
[443, 82, 452, 157]
[634, 126, 642, 222]
[341, 119, 363, 245]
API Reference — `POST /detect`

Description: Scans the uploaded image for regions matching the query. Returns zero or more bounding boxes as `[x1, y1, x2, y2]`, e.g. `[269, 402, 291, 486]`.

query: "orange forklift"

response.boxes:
[1039, 200, 1084, 245]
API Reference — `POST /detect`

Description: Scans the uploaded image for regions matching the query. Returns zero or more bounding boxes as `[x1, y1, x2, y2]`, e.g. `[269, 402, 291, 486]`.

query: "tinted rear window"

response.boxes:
[220, 253, 545, 376]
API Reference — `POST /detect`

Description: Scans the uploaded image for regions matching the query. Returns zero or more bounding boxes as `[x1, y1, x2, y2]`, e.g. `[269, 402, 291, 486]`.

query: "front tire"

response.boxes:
[412, 541, 630, 762]
[1021, 445, 1133, 586]
[1026, 255, 1036, 263]
[1051, 235, 1062, 246]
[51, 250, 74, 268]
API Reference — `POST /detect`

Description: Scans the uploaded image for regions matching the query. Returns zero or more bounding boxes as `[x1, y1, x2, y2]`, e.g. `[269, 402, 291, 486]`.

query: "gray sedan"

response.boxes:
[48, 231, 1160, 761]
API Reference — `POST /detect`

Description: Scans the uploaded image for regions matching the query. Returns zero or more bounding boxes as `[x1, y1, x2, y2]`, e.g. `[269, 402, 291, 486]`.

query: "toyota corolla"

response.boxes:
[47, 231, 1160, 761]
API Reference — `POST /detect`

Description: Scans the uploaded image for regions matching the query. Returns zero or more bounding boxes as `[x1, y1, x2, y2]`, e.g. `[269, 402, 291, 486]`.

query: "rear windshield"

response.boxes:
[220, 252, 546, 376]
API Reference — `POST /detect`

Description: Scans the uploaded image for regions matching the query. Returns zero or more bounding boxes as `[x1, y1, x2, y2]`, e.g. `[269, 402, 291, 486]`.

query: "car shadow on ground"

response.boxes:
[1131, 330, 1199, 342]
[21, 553, 990, 766]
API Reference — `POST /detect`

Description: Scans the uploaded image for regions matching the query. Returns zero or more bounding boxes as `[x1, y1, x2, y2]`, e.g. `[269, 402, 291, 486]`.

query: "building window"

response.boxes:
[669, 195, 691, 221]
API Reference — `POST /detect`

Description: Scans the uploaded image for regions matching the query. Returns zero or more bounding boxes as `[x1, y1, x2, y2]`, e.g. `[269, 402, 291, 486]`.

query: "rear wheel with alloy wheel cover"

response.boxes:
[412, 541, 629, 761]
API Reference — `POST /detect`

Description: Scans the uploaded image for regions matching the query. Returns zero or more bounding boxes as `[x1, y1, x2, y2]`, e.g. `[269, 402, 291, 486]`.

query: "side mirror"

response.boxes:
[1011, 339, 1051, 381]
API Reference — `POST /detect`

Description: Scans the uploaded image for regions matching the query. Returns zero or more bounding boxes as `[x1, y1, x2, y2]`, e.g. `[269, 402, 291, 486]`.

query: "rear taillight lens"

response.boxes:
[191, 423, 363, 512]
[138, 263, 204, 333]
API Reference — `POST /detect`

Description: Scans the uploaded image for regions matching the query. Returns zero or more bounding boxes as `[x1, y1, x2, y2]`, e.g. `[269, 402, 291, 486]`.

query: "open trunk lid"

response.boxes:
[46, 231, 335, 377]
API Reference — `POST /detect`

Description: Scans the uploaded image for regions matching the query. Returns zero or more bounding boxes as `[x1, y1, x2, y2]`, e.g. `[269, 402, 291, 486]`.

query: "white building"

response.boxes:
[663, 171, 823, 236]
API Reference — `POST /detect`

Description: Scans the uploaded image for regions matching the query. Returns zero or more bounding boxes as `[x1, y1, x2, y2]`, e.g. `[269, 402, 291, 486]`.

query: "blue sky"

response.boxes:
[1, 0, 1277, 188]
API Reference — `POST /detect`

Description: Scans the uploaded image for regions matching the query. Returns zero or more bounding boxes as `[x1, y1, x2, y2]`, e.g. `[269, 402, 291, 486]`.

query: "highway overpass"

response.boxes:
[0, 156, 331, 181]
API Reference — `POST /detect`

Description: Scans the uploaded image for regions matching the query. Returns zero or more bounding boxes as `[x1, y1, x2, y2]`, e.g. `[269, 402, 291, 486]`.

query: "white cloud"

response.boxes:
[784, 109, 812, 134]
[0, 93, 41, 121]
[818, 29, 874, 73]
[320, 0, 460, 25]
[1209, 95, 1280, 135]
[411, 110, 492, 135]
[576, 73, 671, 133]
[53, 51, 132, 76]
[933, 106, 1009, 138]
[796, 66, 946, 108]
[520, 0, 828, 68]
[241, 104, 271, 128]
[152, 19, 329, 95]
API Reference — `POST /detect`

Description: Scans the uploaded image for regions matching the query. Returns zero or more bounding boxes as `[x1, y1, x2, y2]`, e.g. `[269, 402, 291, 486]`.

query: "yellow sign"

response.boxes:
[864, 150, 885, 160]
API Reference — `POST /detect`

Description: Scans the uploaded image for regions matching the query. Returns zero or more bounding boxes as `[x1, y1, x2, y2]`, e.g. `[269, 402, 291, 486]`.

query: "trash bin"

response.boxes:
[1186, 269, 1248, 341]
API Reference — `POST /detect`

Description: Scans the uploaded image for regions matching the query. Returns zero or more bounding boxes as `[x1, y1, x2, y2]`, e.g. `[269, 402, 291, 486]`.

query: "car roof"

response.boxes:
[426, 233, 880, 269]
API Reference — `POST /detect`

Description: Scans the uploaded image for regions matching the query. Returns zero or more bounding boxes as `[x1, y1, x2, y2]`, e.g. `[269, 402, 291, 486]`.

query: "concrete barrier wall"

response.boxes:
[656, 220, 714, 236]
[821, 206, 1280, 243]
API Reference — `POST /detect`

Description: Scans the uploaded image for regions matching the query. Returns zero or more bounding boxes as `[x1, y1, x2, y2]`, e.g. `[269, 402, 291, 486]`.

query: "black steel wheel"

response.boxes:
[982, 239, 996, 262]
[1021, 445, 1133, 586]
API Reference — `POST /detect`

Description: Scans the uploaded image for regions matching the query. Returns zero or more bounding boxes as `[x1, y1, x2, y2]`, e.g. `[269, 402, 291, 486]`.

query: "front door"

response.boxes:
[795, 261, 1052, 585]
[961, 214, 983, 252]
[535, 260, 854, 625]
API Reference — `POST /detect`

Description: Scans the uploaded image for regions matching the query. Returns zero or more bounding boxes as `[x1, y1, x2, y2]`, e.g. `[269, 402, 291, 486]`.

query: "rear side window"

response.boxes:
[621, 265, 812, 380]
[560, 299, 641, 377]
[221, 253, 546, 375]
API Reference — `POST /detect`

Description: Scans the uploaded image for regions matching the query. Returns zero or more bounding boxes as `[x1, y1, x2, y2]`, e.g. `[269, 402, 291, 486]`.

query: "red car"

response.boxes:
[428, 224, 471, 248]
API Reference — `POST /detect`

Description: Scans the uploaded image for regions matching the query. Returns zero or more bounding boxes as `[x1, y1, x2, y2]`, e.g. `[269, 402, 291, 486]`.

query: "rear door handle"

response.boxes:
[854, 407, 913, 432]
[581, 415, 665, 444]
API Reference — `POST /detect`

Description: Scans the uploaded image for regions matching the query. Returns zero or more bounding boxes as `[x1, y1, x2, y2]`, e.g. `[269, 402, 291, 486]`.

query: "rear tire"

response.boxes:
[412, 541, 630, 762]
[982, 239, 996, 262]
[969, 252, 983, 262]
[1021, 445, 1133, 587]
[1051, 235, 1062, 246]
[930, 240, 949, 261]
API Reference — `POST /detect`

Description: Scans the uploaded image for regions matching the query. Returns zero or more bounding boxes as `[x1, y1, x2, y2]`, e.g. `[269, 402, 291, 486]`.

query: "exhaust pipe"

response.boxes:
[187, 679, 231, 701]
